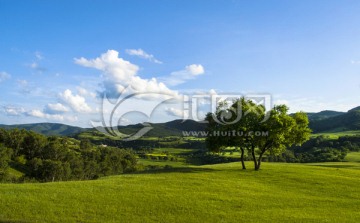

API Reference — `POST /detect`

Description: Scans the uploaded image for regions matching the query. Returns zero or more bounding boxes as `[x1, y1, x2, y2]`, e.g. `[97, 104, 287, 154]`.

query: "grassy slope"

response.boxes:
[1, 161, 360, 223]
[311, 130, 360, 139]
[345, 152, 360, 162]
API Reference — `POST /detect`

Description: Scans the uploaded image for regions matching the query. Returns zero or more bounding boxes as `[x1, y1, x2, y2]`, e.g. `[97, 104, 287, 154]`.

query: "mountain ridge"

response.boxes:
[1, 106, 360, 136]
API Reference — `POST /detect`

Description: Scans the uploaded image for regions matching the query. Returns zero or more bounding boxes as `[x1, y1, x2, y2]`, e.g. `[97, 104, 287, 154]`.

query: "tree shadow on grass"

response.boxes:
[310, 164, 359, 169]
[0, 220, 30, 223]
[130, 166, 218, 175]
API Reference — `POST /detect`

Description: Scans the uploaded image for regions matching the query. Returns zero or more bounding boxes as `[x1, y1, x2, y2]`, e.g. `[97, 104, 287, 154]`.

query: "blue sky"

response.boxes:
[1, 0, 360, 127]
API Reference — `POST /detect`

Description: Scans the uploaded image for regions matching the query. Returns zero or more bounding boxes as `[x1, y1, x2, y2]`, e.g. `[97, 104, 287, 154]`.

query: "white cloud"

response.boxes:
[27, 109, 46, 118]
[0, 72, 11, 82]
[45, 103, 69, 114]
[76, 86, 97, 98]
[74, 50, 177, 99]
[59, 89, 92, 113]
[3, 106, 25, 116]
[351, 60, 360, 64]
[159, 64, 205, 86]
[26, 108, 78, 122]
[26, 109, 65, 121]
[125, 48, 162, 64]
[186, 64, 205, 75]
[165, 107, 184, 117]
[209, 89, 217, 95]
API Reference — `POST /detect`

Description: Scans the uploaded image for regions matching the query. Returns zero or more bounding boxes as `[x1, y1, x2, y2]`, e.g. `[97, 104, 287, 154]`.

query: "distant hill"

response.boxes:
[101, 119, 207, 137]
[0, 123, 87, 136]
[309, 107, 360, 133]
[0, 120, 207, 138]
[307, 110, 345, 121]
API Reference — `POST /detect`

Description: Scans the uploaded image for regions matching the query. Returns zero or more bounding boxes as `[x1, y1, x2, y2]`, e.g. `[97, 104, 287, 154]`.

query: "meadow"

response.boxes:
[311, 130, 360, 139]
[1, 155, 360, 222]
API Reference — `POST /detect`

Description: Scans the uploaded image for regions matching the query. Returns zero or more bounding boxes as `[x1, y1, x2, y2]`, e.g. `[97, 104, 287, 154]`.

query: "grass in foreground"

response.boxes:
[1, 161, 360, 223]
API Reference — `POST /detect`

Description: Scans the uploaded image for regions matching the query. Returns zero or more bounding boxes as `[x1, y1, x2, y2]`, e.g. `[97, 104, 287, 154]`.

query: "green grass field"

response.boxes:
[1, 160, 360, 222]
[311, 130, 360, 139]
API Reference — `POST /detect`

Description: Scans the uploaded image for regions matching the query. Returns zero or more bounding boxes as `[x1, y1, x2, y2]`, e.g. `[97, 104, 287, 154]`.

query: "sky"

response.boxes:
[1, 0, 360, 127]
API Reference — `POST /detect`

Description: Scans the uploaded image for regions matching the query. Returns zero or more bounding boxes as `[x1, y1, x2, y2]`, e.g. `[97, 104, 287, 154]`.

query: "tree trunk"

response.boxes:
[251, 146, 258, 170]
[256, 150, 266, 171]
[256, 158, 261, 171]
[240, 147, 246, 169]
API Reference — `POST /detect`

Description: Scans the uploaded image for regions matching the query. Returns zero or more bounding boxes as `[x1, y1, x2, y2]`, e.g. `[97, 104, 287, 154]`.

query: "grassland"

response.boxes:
[1, 158, 360, 222]
[311, 130, 360, 139]
[305, 152, 360, 170]
[344, 152, 360, 162]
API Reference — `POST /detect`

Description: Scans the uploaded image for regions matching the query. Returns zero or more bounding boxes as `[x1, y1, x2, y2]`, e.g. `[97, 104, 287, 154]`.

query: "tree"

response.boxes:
[22, 131, 47, 160]
[252, 105, 311, 170]
[80, 138, 92, 151]
[206, 98, 311, 170]
[4, 129, 26, 158]
[0, 144, 13, 180]
[206, 98, 262, 169]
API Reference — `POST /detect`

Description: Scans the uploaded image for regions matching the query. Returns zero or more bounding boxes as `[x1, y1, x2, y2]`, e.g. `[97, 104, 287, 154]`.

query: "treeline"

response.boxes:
[0, 129, 137, 183]
[186, 151, 240, 165]
[267, 135, 360, 163]
[309, 109, 360, 133]
[77, 135, 206, 150]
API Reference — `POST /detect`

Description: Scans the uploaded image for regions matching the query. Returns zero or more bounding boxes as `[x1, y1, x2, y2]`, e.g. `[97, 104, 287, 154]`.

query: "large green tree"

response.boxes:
[206, 98, 311, 170]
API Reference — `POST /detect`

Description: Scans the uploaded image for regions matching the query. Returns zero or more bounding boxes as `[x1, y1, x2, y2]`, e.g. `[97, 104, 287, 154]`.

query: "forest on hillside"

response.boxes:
[0, 129, 137, 183]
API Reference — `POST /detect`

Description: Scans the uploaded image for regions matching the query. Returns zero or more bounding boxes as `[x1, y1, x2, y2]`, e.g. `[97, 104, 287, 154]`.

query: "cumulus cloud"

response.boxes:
[186, 64, 205, 75]
[59, 89, 92, 113]
[3, 106, 25, 116]
[0, 72, 11, 82]
[44, 103, 69, 114]
[76, 86, 96, 98]
[125, 48, 162, 64]
[159, 64, 205, 86]
[74, 50, 177, 99]
[165, 107, 184, 117]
